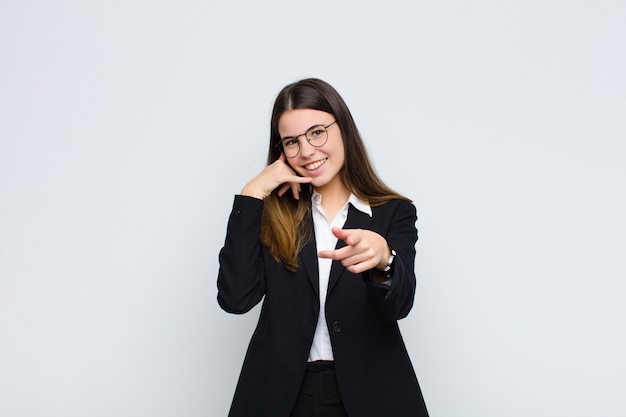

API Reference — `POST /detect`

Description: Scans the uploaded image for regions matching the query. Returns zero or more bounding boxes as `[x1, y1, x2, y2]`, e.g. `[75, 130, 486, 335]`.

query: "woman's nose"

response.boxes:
[299, 138, 317, 157]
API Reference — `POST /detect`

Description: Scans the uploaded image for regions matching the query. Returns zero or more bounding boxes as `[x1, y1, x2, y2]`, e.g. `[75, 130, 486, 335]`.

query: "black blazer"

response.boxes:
[218, 195, 428, 417]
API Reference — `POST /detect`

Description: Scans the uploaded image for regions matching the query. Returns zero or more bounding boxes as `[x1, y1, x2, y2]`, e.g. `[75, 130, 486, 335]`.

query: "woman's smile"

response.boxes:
[304, 158, 328, 172]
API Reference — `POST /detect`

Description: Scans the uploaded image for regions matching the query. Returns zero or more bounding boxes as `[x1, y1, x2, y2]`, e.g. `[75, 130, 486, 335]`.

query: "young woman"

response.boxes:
[217, 78, 429, 417]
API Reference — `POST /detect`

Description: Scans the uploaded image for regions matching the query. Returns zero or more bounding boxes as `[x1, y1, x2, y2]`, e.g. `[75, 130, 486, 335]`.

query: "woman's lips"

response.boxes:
[304, 158, 327, 171]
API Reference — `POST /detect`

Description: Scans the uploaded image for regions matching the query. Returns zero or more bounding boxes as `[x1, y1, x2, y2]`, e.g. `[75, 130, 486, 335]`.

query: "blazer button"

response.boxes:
[234, 209, 241, 216]
[331, 321, 342, 333]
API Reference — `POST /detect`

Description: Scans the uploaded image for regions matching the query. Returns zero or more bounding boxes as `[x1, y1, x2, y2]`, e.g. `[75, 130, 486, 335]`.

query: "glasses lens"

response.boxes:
[306, 126, 328, 147]
[281, 138, 300, 158]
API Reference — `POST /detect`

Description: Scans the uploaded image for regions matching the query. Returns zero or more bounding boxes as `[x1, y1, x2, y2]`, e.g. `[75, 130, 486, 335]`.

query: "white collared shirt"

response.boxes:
[308, 191, 372, 362]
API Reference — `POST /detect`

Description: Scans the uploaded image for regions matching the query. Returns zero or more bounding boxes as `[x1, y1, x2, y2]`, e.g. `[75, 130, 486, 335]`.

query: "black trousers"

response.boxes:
[290, 361, 349, 417]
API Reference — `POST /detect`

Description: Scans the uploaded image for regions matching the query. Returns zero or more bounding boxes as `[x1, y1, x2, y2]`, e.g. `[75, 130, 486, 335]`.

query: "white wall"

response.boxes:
[1, 1, 624, 416]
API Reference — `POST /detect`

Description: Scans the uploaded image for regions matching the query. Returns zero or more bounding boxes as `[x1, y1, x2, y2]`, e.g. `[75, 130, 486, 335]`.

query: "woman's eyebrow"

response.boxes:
[281, 123, 325, 139]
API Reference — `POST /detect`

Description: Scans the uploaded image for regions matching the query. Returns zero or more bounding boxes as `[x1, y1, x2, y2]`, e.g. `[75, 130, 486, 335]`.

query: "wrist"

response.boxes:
[376, 246, 391, 270]
[380, 246, 396, 279]
[241, 181, 268, 200]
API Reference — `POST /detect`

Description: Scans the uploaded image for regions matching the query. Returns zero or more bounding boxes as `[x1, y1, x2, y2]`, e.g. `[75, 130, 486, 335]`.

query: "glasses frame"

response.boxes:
[275, 120, 337, 158]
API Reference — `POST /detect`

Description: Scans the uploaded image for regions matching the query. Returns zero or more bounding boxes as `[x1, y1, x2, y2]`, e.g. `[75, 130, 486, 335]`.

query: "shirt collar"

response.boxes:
[311, 190, 372, 217]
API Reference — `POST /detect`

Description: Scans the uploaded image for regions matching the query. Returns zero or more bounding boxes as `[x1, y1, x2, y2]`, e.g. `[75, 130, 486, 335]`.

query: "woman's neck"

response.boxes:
[315, 181, 350, 223]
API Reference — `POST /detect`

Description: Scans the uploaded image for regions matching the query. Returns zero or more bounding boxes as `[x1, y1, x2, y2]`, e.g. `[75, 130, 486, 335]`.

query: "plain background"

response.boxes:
[1, 1, 625, 416]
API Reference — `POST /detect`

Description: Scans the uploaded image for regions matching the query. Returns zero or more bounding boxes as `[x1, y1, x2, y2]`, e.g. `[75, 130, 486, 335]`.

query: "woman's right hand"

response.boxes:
[240, 153, 312, 200]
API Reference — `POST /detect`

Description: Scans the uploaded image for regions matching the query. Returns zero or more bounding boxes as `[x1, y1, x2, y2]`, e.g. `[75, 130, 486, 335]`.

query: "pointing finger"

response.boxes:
[318, 246, 352, 261]
[318, 249, 336, 259]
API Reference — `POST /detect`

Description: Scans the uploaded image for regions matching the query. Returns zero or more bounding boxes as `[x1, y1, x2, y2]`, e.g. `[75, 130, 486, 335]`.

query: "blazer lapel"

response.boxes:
[300, 217, 319, 299]
[327, 203, 374, 295]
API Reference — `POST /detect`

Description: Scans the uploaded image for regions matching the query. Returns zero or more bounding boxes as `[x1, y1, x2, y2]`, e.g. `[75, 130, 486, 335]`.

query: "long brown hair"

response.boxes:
[261, 78, 410, 272]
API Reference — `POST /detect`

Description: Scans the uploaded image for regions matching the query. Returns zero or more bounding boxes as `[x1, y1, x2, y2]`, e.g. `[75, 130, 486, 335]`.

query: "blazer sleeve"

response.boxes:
[365, 200, 418, 321]
[217, 195, 266, 314]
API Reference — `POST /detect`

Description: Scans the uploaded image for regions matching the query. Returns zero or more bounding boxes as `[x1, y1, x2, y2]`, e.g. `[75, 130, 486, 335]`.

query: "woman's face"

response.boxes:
[277, 109, 345, 195]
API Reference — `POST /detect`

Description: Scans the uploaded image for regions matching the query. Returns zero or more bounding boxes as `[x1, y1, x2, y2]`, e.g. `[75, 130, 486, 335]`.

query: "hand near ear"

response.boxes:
[318, 227, 391, 274]
[241, 153, 312, 200]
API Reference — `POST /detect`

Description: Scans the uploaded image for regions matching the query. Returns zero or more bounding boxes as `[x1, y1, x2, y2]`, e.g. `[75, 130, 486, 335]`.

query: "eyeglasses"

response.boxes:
[276, 120, 337, 158]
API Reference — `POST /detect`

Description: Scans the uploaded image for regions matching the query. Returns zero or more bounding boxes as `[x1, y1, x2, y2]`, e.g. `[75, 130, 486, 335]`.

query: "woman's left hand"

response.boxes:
[318, 227, 390, 274]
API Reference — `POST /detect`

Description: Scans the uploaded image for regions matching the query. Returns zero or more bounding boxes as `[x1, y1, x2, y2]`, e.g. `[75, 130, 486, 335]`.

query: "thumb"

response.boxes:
[332, 227, 359, 246]
[331, 227, 348, 239]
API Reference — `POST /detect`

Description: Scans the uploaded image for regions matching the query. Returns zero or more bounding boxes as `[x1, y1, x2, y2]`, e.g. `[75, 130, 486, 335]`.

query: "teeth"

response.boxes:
[305, 159, 327, 170]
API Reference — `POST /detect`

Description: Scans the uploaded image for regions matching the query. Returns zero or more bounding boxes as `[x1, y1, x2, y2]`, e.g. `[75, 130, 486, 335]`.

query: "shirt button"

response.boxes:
[331, 321, 342, 333]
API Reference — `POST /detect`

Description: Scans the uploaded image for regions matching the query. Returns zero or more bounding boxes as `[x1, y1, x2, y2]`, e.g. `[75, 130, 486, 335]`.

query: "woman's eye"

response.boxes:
[283, 138, 298, 147]
[310, 129, 324, 138]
